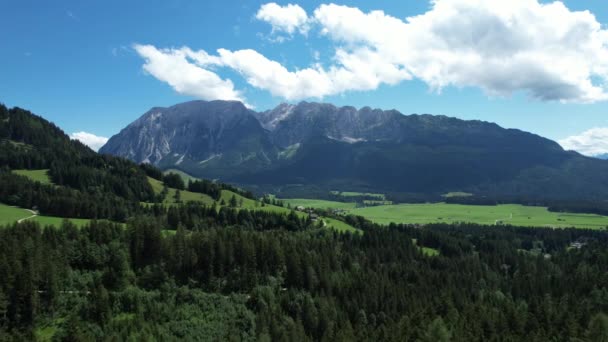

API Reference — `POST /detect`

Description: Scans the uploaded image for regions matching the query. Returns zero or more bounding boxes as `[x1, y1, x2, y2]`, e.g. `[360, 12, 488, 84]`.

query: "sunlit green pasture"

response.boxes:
[0, 203, 91, 227]
[350, 203, 608, 229]
[12, 169, 52, 184]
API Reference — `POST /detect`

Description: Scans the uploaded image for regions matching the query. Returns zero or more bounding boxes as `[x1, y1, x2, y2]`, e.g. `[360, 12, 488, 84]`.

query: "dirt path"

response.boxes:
[17, 209, 37, 223]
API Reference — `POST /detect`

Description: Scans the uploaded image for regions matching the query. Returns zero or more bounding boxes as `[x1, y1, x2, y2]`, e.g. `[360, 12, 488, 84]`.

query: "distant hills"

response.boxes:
[100, 100, 608, 201]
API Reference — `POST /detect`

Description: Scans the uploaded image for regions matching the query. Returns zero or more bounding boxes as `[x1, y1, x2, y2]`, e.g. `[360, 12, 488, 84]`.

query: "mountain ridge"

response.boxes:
[100, 100, 608, 200]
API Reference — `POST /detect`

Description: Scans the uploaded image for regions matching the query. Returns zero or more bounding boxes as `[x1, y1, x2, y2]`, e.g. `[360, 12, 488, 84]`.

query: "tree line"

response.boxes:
[0, 214, 607, 340]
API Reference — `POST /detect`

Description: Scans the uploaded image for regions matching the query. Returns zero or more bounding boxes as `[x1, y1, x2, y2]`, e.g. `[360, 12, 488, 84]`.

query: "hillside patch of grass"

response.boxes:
[31, 215, 91, 228]
[149, 177, 360, 233]
[0, 203, 33, 225]
[323, 217, 360, 233]
[12, 169, 52, 184]
[148, 177, 215, 205]
[0, 203, 91, 227]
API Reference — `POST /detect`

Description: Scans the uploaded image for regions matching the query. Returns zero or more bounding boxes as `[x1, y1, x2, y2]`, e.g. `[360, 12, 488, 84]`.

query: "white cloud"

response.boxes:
[311, 0, 608, 103]
[218, 48, 411, 99]
[70, 132, 109, 152]
[559, 128, 608, 156]
[133, 44, 248, 105]
[135, 0, 608, 103]
[255, 3, 309, 36]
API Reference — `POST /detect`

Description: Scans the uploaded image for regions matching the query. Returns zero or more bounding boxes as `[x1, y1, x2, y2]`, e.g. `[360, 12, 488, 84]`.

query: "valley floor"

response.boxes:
[281, 199, 608, 229]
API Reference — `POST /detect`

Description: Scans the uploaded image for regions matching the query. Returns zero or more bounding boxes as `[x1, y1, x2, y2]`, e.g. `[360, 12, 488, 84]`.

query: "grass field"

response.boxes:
[148, 176, 298, 216]
[282, 198, 358, 210]
[323, 217, 361, 233]
[148, 177, 216, 205]
[221, 190, 295, 214]
[0, 203, 33, 225]
[0, 203, 91, 227]
[282, 197, 608, 230]
[350, 203, 608, 229]
[30, 215, 91, 227]
[12, 169, 52, 184]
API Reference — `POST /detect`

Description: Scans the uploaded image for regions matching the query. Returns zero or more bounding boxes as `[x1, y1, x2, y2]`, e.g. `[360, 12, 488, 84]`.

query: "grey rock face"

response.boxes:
[100, 100, 276, 175]
[255, 102, 403, 148]
[101, 99, 582, 198]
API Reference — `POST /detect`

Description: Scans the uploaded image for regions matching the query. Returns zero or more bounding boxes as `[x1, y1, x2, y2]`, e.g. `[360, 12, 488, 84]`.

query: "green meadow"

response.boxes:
[350, 203, 608, 229]
[0, 203, 91, 227]
[323, 217, 360, 233]
[12, 169, 52, 184]
[281, 197, 608, 229]
[0, 203, 33, 225]
[148, 177, 216, 205]
[30, 215, 91, 228]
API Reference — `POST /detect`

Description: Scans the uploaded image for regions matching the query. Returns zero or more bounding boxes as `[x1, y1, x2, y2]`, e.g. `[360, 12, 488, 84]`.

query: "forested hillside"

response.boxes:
[0, 104, 158, 220]
[1, 218, 607, 341]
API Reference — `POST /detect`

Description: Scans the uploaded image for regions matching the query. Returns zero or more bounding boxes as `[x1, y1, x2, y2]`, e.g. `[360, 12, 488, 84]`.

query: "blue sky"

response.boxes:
[1, 0, 608, 154]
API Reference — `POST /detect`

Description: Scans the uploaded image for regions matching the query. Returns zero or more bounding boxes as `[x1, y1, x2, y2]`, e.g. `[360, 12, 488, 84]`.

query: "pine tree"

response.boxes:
[229, 194, 238, 208]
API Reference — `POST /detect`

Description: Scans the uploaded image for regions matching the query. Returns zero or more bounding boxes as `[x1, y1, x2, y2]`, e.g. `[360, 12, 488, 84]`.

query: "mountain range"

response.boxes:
[100, 100, 608, 201]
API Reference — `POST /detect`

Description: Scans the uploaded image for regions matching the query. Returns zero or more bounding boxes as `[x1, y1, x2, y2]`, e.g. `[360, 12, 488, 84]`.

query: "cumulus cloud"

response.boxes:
[255, 3, 309, 36]
[559, 128, 608, 156]
[311, 0, 608, 103]
[133, 44, 247, 105]
[70, 132, 109, 151]
[135, 0, 608, 104]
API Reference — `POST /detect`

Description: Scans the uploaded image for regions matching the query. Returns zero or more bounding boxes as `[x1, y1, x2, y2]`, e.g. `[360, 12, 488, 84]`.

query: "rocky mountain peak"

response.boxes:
[255, 102, 297, 131]
[99, 99, 272, 168]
